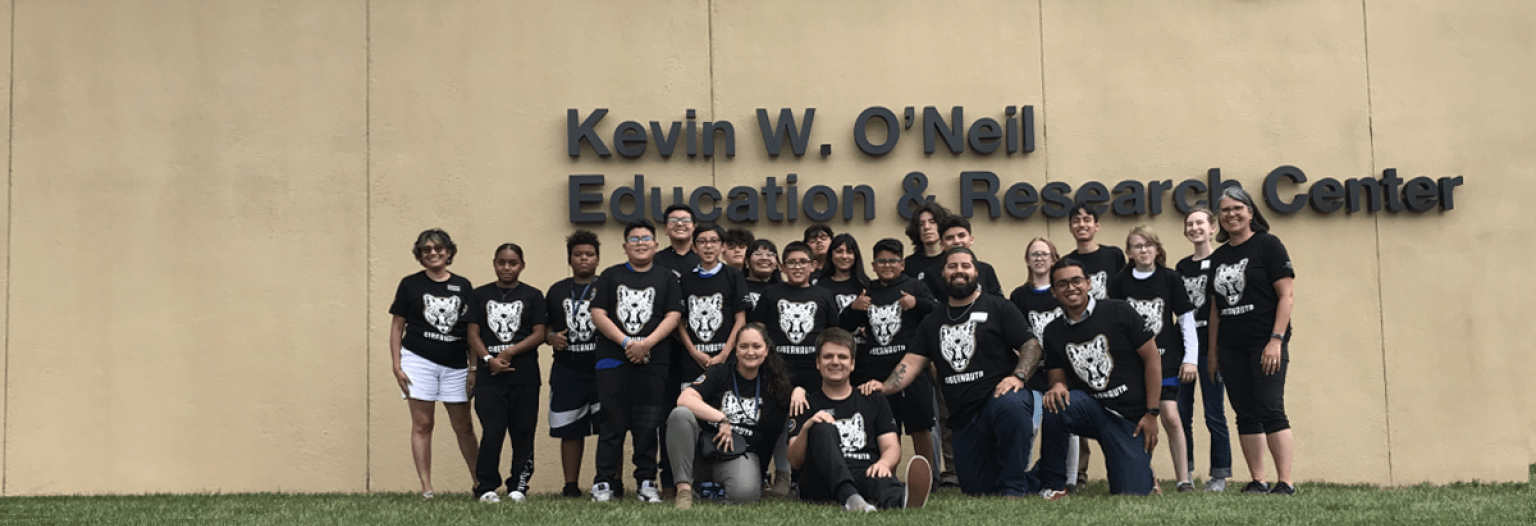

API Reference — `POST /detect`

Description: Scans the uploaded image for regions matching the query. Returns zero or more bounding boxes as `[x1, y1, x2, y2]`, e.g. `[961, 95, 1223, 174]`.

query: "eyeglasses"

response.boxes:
[1027, 251, 1052, 260]
[1219, 206, 1246, 216]
[626, 235, 655, 244]
[1053, 276, 1088, 289]
[695, 238, 721, 246]
[666, 217, 694, 225]
[1128, 243, 1156, 251]
[420, 245, 447, 254]
[783, 259, 814, 268]
[873, 258, 902, 265]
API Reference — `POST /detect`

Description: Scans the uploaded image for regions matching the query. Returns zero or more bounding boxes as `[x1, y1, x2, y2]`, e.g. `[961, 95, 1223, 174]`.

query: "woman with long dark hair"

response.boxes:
[1207, 187, 1297, 496]
[388, 228, 479, 499]
[665, 323, 792, 508]
[815, 233, 872, 315]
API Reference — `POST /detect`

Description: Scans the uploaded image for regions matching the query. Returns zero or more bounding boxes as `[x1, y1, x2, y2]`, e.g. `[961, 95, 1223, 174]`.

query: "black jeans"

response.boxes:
[1218, 331, 1290, 435]
[594, 363, 666, 488]
[796, 423, 905, 509]
[472, 381, 539, 495]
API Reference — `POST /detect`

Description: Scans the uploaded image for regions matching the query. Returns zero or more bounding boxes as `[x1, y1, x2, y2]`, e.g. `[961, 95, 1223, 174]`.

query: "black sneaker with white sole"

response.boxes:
[1268, 482, 1297, 496]
[1242, 481, 1271, 494]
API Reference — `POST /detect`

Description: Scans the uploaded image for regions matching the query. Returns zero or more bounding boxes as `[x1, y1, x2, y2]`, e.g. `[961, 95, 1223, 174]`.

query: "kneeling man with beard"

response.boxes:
[872, 247, 1049, 498]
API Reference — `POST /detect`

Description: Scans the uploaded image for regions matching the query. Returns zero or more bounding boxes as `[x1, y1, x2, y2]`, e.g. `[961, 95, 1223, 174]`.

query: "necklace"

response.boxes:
[945, 298, 977, 322]
[497, 282, 519, 301]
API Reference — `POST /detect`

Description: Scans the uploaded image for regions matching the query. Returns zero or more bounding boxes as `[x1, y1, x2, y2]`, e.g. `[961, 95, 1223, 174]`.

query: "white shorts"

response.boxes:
[400, 348, 470, 403]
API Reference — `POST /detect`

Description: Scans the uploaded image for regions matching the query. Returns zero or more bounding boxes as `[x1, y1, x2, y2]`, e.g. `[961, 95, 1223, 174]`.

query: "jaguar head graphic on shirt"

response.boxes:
[939, 320, 977, 372]
[688, 293, 724, 342]
[1214, 258, 1249, 306]
[1183, 275, 1208, 310]
[616, 285, 656, 335]
[778, 299, 817, 344]
[868, 303, 903, 346]
[1066, 334, 1113, 391]
[835, 413, 866, 453]
[485, 300, 523, 343]
[1126, 297, 1165, 337]
[563, 297, 595, 343]
[422, 294, 462, 335]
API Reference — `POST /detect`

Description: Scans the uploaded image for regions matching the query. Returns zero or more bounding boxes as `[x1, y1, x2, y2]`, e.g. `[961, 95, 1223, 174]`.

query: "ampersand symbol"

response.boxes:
[898, 172, 934, 219]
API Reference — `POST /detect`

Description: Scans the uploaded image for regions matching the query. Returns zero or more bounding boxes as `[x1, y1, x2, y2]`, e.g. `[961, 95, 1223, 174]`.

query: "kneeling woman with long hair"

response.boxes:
[665, 323, 792, 508]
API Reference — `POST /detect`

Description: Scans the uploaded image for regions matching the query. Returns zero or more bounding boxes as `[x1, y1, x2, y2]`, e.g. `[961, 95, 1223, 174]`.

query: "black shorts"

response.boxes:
[548, 361, 601, 439]
[888, 369, 938, 434]
[1160, 377, 1179, 402]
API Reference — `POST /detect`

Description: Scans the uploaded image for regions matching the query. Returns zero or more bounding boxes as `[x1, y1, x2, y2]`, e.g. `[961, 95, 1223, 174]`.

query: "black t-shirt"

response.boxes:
[1206, 232, 1295, 348]
[1108, 267, 1194, 378]
[654, 247, 702, 280]
[689, 363, 789, 457]
[546, 278, 599, 372]
[907, 294, 1033, 428]
[815, 275, 866, 317]
[1174, 255, 1212, 357]
[790, 389, 898, 467]
[903, 250, 943, 280]
[389, 271, 473, 368]
[467, 282, 547, 386]
[842, 275, 936, 384]
[921, 259, 1005, 298]
[1008, 282, 1063, 392]
[590, 262, 685, 366]
[1041, 299, 1156, 422]
[1067, 245, 1126, 300]
[679, 264, 753, 380]
[749, 283, 839, 371]
[744, 278, 777, 312]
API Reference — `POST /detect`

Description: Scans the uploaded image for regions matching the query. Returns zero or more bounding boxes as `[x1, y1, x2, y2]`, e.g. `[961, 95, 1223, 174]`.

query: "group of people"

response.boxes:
[385, 185, 1299, 509]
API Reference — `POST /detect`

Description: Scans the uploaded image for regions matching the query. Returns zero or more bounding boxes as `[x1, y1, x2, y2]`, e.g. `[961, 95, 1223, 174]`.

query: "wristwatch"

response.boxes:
[481, 354, 492, 363]
[1013, 372, 1028, 382]
[1146, 407, 1161, 416]
[1270, 332, 1285, 340]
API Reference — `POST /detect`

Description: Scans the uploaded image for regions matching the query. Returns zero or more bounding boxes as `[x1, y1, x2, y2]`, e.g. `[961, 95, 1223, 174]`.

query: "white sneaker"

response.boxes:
[591, 482, 613, 502]
[507, 490, 527, 502]
[843, 493, 876, 512]
[478, 491, 500, 503]
[637, 480, 663, 503]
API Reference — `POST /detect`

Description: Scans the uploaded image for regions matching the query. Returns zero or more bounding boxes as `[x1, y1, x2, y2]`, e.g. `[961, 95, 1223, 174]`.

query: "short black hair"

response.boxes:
[692, 222, 725, 243]
[1068, 203, 1100, 222]
[938, 215, 972, 237]
[723, 227, 755, 248]
[872, 238, 904, 259]
[493, 243, 525, 261]
[942, 246, 977, 268]
[803, 224, 833, 242]
[624, 219, 656, 239]
[1049, 257, 1087, 282]
[663, 204, 695, 221]
[566, 230, 600, 257]
[782, 241, 813, 261]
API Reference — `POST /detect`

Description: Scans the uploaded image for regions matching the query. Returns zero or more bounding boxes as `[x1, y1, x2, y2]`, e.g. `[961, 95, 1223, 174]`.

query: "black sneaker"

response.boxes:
[1268, 482, 1296, 496]
[1242, 481, 1271, 494]
[562, 483, 582, 498]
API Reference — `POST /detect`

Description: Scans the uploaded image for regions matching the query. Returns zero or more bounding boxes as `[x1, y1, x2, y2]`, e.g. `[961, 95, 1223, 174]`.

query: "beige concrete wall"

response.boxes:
[2, 0, 1529, 495]
[0, 0, 9, 496]
[366, 0, 713, 494]
[5, 0, 367, 494]
[1365, 0, 1536, 483]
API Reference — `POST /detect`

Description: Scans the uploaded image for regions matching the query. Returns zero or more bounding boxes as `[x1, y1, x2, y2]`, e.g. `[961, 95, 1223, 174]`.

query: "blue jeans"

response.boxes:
[1039, 390, 1154, 495]
[950, 389, 1037, 497]
[1177, 347, 1232, 479]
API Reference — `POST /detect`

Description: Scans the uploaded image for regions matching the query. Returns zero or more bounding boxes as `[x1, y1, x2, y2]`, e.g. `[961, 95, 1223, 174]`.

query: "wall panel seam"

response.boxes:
[364, 0, 374, 493]
[1361, 0, 1393, 486]
[2, 0, 13, 498]
[1036, 0, 1055, 241]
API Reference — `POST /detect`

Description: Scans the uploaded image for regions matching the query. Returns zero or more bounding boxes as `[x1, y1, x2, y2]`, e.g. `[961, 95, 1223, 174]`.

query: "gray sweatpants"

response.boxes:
[665, 407, 763, 504]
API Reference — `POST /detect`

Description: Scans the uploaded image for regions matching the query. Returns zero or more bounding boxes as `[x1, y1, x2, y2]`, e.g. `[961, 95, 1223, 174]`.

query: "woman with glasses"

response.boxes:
[1207, 187, 1297, 496]
[1008, 238, 1064, 435]
[1174, 208, 1232, 492]
[388, 228, 479, 499]
[1108, 226, 1198, 493]
[743, 239, 782, 311]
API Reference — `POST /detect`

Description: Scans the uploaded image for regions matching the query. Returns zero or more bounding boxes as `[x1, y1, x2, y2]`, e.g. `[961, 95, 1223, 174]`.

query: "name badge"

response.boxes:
[1199, 260, 1210, 270]
[447, 284, 462, 292]
[970, 312, 988, 323]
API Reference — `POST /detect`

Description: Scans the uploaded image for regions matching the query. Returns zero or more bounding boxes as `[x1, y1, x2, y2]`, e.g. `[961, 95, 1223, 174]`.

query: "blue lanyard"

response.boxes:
[729, 371, 761, 424]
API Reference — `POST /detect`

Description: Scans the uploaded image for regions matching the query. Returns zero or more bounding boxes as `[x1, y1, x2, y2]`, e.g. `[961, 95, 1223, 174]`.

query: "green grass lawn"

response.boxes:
[2, 466, 1530, 526]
